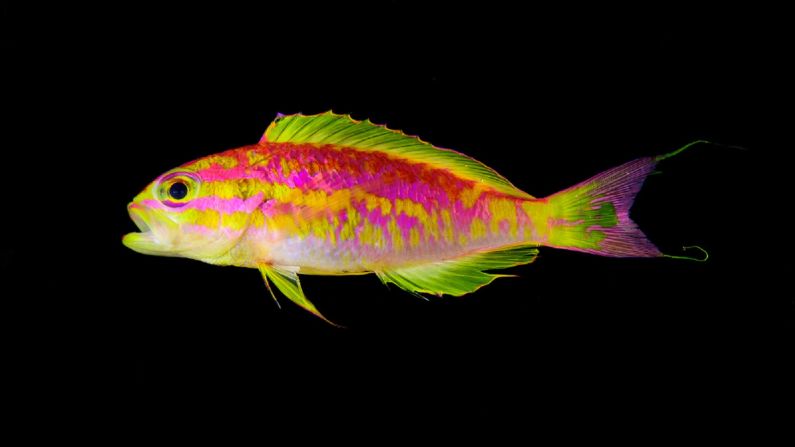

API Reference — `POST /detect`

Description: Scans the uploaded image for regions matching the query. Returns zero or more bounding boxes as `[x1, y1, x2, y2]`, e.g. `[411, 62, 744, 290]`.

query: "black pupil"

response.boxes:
[169, 182, 188, 200]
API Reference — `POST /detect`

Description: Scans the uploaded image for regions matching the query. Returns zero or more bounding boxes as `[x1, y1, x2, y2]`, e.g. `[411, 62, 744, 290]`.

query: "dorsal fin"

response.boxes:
[260, 111, 533, 199]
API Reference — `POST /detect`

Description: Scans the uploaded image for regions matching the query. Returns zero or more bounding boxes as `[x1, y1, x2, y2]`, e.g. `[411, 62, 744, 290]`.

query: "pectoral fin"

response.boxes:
[257, 264, 340, 326]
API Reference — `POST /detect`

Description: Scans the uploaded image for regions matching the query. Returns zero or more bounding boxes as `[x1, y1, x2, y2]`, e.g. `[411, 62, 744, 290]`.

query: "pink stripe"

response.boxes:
[188, 196, 253, 214]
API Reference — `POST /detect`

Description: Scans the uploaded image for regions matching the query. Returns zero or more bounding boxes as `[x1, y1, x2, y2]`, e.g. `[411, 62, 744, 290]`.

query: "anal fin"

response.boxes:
[375, 245, 539, 297]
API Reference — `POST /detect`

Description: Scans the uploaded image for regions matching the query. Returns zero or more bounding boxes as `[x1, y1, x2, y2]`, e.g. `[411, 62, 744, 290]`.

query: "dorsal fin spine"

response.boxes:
[261, 111, 534, 200]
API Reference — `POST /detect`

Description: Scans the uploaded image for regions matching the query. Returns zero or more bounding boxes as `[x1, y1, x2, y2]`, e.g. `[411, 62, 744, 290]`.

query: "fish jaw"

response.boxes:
[122, 203, 181, 257]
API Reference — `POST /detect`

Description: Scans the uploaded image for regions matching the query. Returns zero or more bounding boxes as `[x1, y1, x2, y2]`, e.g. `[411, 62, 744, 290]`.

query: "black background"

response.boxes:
[2, 2, 782, 437]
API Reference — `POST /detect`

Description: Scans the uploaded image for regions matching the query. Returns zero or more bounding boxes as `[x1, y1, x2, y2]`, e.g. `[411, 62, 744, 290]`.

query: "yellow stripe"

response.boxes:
[388, 217, 403, 251]
[441, 209, 453, 243]
[459, 186, 483, 208]
[409, 228, 420, 248]
[470, 217, 487, 241]
[488, 198, 518, 237]
[188, 154, 239, 170]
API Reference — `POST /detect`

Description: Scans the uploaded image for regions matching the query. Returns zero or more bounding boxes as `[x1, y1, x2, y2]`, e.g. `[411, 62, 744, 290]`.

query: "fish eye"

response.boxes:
[156, 171, 201, 207]
[169, 181, 188, 200]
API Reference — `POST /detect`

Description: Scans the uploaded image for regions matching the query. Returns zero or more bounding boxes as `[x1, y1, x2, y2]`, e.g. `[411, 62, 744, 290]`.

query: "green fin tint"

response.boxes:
[257, 264, 340, 326]
[375, 245, 539, 297]
[262, 111, 534, 199]
[655, 140, 711, 162]
[662, 245, 709, 262]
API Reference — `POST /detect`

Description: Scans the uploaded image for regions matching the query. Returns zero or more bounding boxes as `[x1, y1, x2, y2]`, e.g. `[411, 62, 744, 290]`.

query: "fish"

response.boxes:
[123, 111, 706, 324]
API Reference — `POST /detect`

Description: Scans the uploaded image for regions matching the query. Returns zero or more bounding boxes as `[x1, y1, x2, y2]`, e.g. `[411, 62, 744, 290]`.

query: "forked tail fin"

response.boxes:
[543, 141, 708, 258]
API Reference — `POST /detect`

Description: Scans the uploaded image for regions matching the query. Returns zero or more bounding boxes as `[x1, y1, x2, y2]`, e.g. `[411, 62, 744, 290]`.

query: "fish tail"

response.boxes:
[540, 141, 709, 258]
[543, 157, 660, 257]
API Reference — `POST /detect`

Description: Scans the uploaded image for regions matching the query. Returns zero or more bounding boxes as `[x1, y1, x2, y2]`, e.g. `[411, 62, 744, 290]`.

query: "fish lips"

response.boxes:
[122, 203, 180, 256]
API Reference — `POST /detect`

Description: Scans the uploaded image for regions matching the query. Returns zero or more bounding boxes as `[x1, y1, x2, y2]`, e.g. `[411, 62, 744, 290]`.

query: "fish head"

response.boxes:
[123, 165, 264, 262]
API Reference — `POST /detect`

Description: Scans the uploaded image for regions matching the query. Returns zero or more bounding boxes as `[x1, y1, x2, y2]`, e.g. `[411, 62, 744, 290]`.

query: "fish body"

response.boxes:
[124, 112, 699, 323]
[185, 143, 548, 272]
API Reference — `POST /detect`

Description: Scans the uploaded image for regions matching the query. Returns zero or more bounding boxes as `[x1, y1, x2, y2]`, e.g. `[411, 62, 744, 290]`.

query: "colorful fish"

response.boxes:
[123, 112, 706, 324]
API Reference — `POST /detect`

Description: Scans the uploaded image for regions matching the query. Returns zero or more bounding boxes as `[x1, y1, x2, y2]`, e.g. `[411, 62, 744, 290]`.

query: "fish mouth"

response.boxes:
[122, 204, 167, 255]
[129, 206, 151, 233]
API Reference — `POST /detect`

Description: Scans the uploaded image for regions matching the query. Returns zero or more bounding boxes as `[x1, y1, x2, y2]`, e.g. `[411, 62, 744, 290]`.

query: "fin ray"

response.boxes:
[257, 264, 339, 326]
[545, 157, 661, 257]
[261, 112, 533, 199]
[375, 245, 539, 297]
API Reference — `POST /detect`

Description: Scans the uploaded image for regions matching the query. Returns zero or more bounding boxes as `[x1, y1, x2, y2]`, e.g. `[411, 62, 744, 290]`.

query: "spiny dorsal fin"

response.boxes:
[375, 244, 539, 297]
[261, 111, 533, 199]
